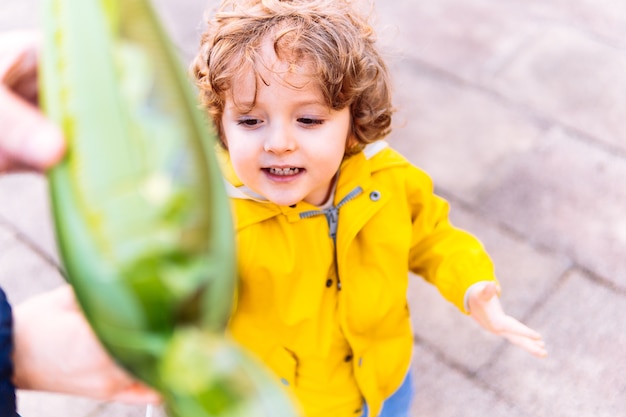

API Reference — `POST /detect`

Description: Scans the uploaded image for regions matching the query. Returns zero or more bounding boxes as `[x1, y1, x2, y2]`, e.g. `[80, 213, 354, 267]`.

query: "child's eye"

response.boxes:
[237, 118, 261, 127]
[297, 117, 324, 126]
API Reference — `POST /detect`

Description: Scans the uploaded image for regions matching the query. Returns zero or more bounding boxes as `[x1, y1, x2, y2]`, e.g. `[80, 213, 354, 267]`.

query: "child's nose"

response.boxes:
[263, 125, 296, 154]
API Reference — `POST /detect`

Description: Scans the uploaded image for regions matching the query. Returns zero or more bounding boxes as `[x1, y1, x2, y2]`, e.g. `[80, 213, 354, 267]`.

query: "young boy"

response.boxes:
[192, 1, 546, 416]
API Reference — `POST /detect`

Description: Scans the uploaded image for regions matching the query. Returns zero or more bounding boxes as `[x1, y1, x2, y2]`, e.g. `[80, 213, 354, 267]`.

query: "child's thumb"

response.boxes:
[479, 282, 499, 303]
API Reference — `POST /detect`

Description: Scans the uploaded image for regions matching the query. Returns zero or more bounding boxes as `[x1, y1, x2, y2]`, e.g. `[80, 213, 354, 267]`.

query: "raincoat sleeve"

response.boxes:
[406, 165, 497, 313]
[0, 288, 17, 416]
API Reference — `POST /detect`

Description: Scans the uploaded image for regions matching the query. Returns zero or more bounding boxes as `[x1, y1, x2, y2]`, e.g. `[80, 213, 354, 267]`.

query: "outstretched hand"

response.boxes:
[468, 282, 547, 358]
[12, 285, 160, 403]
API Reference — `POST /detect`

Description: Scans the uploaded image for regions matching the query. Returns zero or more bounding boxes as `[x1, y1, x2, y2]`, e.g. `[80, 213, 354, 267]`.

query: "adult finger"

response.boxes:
[109, 383, 162, 404]
[0, 86, 65, 172]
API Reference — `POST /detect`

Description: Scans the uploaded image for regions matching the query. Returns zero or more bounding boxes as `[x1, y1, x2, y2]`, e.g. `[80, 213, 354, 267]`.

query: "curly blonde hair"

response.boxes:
[192, 0, 393, 153]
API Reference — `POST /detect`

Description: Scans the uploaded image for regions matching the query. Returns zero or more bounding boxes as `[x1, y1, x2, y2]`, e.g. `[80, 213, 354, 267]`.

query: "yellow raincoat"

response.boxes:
[218, 142, 496, 416]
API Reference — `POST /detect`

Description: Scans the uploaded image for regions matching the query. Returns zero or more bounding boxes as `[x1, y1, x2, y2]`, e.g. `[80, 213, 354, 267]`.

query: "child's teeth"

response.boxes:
[270, 167, 300, 176]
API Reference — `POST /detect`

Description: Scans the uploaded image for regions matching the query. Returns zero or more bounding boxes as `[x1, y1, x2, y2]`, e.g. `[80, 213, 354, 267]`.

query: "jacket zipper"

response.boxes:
[299, 186, 363, 290]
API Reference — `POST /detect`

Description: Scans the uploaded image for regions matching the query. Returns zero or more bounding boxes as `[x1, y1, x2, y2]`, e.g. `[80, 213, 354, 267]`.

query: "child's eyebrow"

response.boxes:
[228, 97, 328, 111]
[296, 99, 327, 107]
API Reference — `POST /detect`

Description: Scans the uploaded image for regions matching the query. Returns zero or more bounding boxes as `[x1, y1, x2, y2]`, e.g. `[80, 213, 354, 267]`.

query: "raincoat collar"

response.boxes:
[215, 141, 392, 225]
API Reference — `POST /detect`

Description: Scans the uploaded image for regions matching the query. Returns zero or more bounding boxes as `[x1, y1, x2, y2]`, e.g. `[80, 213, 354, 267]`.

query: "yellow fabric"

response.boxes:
[292, 262, 363, 417]
[218, 145, 497, 416]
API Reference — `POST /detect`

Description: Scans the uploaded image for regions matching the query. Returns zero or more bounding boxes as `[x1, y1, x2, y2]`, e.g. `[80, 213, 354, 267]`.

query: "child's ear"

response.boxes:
[346, 133, 357, 148]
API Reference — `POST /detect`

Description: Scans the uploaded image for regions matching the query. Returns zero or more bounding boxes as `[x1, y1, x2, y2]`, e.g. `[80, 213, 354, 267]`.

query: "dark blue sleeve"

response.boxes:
[0, 288, 17, 416]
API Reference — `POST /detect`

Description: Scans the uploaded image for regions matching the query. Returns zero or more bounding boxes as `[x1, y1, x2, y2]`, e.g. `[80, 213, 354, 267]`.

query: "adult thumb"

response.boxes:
[0, 86, 65, 172]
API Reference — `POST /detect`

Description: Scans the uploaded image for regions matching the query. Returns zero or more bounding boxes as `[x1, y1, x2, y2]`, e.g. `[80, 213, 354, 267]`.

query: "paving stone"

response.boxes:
[23, 399, 168, 417]
[0, 1, 39, 31]
[17, 392, 103, 417]
[16, 391, 150, 417]
[150, 0, 207, 63]
[0, 174, 59, 264]
[408, 206, 569, 371]
[0, 0, 203, 63]
[448, 207, 571, 318]
[374, 0, 537, 84]
[513, 0, 626, 49]
[410, 345, 531, 417]
[0, 223, 15, 251]
[0, 235, 63, 305]
[493, 26, 626, 153]
[387, 65, 544, 204]
[477, 128, 626, 288]
[479, 269, 626, 417]
[91, 402, 155, 417]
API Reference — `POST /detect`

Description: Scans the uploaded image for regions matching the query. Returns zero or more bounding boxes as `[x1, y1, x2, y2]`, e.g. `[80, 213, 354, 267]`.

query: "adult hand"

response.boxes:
[12, 285, 160, 403]
[468, 281, 548, 358]
[0, 31, 65, 173]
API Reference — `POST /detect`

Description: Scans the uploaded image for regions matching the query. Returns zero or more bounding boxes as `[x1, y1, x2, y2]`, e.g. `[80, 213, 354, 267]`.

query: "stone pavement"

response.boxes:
[1, 0, 625, 416]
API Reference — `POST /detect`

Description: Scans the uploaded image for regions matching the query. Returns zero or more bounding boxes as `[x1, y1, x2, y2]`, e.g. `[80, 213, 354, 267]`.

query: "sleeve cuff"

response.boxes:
[0, 288, 17, 415]
[463, 281, 494, 314]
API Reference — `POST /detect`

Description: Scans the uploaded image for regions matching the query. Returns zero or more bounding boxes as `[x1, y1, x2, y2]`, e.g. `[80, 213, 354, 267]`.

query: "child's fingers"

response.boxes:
[474, 304, 541, 340]
[485, 313, 548, 357]
[502, 331, 548, 358]
[497, 315, 543, 340]
[497, 315, 547, 357]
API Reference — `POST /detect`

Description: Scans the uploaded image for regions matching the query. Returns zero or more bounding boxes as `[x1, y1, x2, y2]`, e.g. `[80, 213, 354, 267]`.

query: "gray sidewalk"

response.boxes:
[1, 0, 625, 416]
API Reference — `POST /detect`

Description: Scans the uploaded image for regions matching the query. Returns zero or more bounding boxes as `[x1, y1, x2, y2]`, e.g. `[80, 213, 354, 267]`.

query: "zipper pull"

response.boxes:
[324, 207, 339, 240]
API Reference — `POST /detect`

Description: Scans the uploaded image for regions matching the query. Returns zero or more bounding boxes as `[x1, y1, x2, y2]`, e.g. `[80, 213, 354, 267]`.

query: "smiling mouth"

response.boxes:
[266, 167, 301, 176]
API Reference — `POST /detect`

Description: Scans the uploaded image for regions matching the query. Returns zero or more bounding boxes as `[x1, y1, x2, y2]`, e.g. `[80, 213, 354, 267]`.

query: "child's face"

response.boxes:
[221, 42, 352, 207]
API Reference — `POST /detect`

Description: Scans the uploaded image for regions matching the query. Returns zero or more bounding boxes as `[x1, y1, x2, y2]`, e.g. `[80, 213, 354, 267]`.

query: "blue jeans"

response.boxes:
[360, 371, 414, 417]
